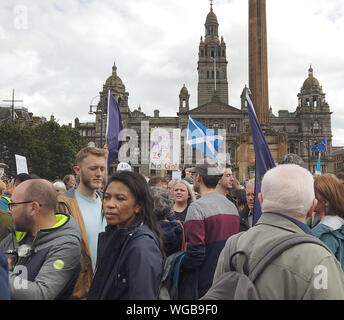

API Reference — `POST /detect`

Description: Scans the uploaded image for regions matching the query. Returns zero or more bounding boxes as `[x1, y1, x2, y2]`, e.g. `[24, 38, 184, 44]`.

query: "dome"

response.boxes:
[206, 10, 218, 25]
[301, 66, 322, 93]
[104, 62, 125, 90]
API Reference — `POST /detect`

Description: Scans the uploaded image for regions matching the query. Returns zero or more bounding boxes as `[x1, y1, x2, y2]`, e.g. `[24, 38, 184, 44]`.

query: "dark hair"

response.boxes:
[200, 175, 222, 189]
[63, 174, 74, 185]
[231, 188, 247, 211]
[15, 173, 31, 183]
[103, 171, 164, 254]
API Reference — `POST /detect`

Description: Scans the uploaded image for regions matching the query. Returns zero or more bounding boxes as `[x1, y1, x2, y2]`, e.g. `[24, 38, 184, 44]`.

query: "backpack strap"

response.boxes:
[248, 233, 333, 283]
[177, 220, 186, 252]
[223, 232, 245, 273]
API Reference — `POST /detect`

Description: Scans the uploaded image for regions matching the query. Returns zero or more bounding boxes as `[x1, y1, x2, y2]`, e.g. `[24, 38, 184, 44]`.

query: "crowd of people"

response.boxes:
[1, 147, 344, 300]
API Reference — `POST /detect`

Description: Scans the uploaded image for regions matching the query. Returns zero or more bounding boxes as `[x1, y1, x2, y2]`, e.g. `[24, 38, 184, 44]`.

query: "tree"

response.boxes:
[0, 121, 88, 180]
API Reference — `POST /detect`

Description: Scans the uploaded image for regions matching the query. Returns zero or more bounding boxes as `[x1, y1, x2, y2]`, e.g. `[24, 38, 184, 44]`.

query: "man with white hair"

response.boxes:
[210, 164, 344, 299]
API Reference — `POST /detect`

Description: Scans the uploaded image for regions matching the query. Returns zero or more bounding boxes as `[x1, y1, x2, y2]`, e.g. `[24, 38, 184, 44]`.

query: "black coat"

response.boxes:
[239, 205, 250, 232]
[88, 224, 163, 300]
[159, 220, 183, 256]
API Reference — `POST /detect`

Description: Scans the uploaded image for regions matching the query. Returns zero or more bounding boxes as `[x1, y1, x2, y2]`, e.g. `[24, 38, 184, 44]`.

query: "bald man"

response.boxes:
[0, 179, 81, 300]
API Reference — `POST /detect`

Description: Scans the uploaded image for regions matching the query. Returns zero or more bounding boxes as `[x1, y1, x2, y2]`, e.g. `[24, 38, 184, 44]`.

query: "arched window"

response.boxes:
[207, 71, 210, 79]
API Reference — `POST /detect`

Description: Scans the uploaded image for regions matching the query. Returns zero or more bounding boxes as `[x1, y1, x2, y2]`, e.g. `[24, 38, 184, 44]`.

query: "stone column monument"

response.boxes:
[249, 0, 269, 126]
[236, 0, 288, 181]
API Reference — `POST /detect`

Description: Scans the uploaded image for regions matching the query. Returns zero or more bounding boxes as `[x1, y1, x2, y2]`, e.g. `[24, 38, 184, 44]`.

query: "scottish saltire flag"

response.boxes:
[186, 116, 224, 160]
[311, 137, 327, 153]
[106, 90, 123, 168]
[315, 153, 321, 176]
[245, 90, 276, 225]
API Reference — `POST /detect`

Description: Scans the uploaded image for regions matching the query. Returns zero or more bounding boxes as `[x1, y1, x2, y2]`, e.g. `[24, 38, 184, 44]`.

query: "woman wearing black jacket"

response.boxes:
[88, 171, 164, 300]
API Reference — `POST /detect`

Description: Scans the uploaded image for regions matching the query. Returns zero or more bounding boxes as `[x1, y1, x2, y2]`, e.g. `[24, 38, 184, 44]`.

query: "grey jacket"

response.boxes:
[0, 213, 81, 300]
[213, 212, 344, 300]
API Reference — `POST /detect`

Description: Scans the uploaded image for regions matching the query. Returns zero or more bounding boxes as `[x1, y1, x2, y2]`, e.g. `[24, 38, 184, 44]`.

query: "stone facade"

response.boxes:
[333, 147, 344, 175]
[87, 5, 334, 179]
[0, 106, 46, 126]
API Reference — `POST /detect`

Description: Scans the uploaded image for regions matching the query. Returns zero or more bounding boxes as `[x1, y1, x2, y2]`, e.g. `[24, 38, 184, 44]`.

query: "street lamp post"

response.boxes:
[89, 95, 105, 148]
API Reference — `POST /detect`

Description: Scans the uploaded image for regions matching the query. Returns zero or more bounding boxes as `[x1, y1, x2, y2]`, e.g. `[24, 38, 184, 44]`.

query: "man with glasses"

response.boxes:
[0, 179, 81, 300]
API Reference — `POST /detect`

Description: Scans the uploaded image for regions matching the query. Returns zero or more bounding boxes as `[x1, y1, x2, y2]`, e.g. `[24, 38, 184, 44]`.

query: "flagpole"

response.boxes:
[214, 55, 216, 92]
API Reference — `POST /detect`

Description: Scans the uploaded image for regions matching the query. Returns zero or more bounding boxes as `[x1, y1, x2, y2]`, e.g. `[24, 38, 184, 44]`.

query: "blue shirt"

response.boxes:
[75, 191, 106, 270]
[263, 212, 315, 236]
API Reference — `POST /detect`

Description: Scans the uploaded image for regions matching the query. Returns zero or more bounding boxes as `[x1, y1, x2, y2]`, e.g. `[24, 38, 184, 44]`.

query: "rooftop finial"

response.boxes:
[112, 61, 117, 75]
[210, 0, 213, 11]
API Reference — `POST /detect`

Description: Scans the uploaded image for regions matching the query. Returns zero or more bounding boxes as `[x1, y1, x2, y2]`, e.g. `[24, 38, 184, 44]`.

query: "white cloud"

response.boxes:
[1, 0, 344, 145]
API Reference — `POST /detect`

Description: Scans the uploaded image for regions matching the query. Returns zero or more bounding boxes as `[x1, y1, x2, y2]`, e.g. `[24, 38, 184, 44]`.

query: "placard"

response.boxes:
[15, 154, 28, 174]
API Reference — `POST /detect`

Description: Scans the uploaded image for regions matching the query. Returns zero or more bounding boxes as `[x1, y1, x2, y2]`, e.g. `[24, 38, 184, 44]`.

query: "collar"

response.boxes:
[260, 212, 315, 236]
[320, 216, 344, 231]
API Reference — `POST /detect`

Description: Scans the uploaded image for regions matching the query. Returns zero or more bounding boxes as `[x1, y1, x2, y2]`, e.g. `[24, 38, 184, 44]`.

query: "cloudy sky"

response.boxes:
[1, 0, 344, 145]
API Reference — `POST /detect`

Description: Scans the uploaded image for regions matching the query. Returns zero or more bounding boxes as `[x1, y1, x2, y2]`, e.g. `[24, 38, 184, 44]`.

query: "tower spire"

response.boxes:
[210, 0, 213, 12]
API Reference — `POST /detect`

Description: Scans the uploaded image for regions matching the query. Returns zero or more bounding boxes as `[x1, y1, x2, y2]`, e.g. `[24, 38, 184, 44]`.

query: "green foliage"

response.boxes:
[0, 121, 88, 180]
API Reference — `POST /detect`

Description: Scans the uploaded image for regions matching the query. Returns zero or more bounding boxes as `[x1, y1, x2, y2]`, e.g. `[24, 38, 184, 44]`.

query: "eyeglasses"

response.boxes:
[8, 201, 40, 211]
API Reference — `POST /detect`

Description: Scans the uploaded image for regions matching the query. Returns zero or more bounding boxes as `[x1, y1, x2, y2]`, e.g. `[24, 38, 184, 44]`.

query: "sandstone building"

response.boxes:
[82, 4, 334, 179]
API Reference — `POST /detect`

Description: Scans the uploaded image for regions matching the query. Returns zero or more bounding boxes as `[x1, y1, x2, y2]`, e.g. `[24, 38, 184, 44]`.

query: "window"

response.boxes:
[289, 143, 295, 154]
[230, 122, 237, 134]
[313, 121, 320, 134]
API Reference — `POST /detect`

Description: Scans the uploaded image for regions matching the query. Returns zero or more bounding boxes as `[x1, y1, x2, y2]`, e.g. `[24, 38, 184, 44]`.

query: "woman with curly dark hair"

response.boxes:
[88, 171, 164, 300]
